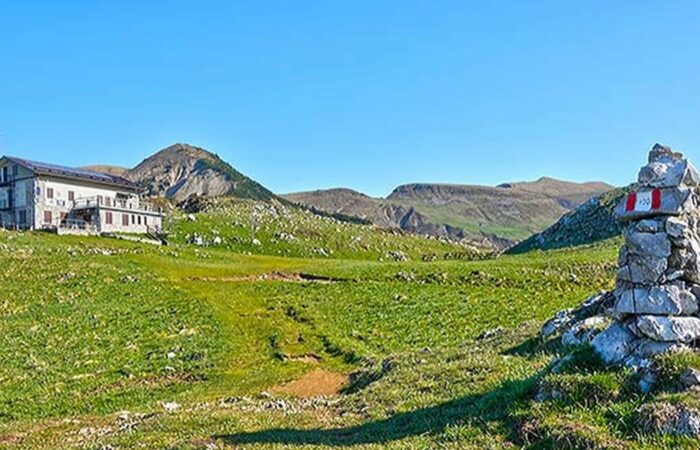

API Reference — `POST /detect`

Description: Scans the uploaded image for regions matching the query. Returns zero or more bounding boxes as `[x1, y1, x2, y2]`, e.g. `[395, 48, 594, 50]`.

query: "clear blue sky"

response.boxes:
[2, 1, 700, 197]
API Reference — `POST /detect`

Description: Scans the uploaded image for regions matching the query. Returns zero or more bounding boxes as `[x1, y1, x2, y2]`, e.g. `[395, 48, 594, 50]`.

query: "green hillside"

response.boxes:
[167, 197, 483, 260]
[1, 226, 698, 449]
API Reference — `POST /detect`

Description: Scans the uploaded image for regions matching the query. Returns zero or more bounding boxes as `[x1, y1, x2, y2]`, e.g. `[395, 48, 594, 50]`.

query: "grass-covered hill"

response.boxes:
[166, 197, 483, 261]
[508, 187, 629, 254]
[1, 226, 693, 449]
[3, 208, 700, 448]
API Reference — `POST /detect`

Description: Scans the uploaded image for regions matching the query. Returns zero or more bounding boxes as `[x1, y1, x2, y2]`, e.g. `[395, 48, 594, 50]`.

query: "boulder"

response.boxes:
[591, 322, 640, 364]
[614, 284, 699, 316]
[634, 316, 700, 343]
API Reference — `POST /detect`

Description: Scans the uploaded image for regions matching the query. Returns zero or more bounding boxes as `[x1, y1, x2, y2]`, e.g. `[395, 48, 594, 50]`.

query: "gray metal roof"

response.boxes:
[3, 156, 138, 191]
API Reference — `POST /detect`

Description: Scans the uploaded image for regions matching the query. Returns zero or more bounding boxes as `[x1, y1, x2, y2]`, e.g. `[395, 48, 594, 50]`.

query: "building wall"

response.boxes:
[33, 177, 137, 229]
[99, 209, 162, 234]
[0, 161, 36, 229]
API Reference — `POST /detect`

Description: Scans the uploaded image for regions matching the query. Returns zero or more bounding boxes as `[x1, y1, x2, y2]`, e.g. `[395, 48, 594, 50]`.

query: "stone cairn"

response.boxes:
[542, 144, 700, 383]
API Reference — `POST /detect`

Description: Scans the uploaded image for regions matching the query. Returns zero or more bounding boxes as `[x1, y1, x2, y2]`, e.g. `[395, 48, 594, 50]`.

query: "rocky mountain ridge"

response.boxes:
[285, 178, 613, 249]
[87, 143, 277, 202]
[87, 143, 613, 251]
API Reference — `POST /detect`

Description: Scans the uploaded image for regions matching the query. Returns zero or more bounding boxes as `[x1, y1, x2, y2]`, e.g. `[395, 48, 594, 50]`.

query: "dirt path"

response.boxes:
[271, 369, 349, 398]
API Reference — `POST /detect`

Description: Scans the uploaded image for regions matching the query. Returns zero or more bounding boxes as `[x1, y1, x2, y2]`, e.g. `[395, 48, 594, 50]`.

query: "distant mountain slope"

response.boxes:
[80, 165, 129, 177]
[283, 188, 514, 250]
[284, 178, 613, 247]
[507, 187, 628, 254]
[387, 178, 613, 241]
[126, 143, 276, 202]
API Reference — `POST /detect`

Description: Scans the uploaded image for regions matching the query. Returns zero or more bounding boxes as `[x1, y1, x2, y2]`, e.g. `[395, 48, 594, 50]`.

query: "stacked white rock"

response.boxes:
[591, 144, 700, 367]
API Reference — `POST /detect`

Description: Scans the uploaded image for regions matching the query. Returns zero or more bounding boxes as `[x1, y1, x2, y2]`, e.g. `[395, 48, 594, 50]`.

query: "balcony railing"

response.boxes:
[72, 196, 163, 214]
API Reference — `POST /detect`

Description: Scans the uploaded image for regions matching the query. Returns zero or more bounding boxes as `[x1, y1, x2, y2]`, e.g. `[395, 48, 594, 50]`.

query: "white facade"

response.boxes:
[0, 157, 164, 234]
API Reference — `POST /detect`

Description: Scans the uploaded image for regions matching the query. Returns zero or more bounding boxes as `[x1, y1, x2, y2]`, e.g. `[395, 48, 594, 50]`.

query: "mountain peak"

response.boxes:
[128, 143, 276, 202]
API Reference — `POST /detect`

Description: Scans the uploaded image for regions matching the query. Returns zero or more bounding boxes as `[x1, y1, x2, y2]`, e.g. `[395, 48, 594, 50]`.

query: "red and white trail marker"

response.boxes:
[625, 189, 662, 212]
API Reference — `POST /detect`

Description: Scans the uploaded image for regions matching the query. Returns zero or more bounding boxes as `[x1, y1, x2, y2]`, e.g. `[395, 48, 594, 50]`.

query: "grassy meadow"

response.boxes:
[0, 204, 697, 449]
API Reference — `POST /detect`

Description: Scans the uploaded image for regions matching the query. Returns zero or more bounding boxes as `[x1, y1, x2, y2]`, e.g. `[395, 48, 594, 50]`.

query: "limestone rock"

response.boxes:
[541, 309, 573, 338]
[561, 315, 610, 347]
[631, 339, 687, 359]
[666, 216, 690, 240]
[680, 368, 700, 389]
[614, 187, 692, 221]
[614, 284, 699, 316]
[616, 232, 671, 285]
[617, 255, 668, 285]
[638, 402, 700, 437]
[635, 218, 663, 233]
[540, 292, 612, 338]
[638, 144, 700, 188]
[625, 230, 672, 259]
[635, 316, 700, 343]
[591, 322, 639, 364]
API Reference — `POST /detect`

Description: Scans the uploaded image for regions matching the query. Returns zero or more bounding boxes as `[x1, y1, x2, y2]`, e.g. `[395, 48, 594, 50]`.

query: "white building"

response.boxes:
[0, 156, 164, 234]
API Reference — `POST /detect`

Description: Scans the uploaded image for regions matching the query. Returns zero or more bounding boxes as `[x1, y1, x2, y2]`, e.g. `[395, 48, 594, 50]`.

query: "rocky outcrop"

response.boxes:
[127, 143, 276, 202]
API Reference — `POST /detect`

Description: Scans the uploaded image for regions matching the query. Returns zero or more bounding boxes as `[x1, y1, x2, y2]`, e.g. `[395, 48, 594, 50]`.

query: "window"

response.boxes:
[97, 195, 103, 205]
[137, 216, 142, 225]
[60, 212, 67, 224]
[68, 191, 75, 202]
[131, 214, 135, 224]
[18, 210, 26, 225]
[2, 167, 7, 182]
[44, 210, 52, 224]
[122, 214, 129, 226]
[144, 216, 148, 226]
[105, 197, 111, 207]
[105, 212, 113, 225]
[11, 165, 18, 177]
[46, 188, 54, 199]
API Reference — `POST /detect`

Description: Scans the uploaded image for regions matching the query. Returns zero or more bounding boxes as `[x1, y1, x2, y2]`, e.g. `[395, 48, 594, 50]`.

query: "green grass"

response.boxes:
[167, 197, 481, 260]
[0, 215, 697, 449]
[390, 199, 558, 241]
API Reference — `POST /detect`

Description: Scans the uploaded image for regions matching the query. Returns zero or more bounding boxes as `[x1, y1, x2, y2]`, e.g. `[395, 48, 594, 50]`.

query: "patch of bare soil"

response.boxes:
[188, 271, 341, 283]
[271, 369, 349, 398]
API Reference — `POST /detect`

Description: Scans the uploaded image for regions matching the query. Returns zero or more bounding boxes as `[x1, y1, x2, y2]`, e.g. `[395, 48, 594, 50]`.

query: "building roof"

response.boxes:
[3, 156, 139, 191]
